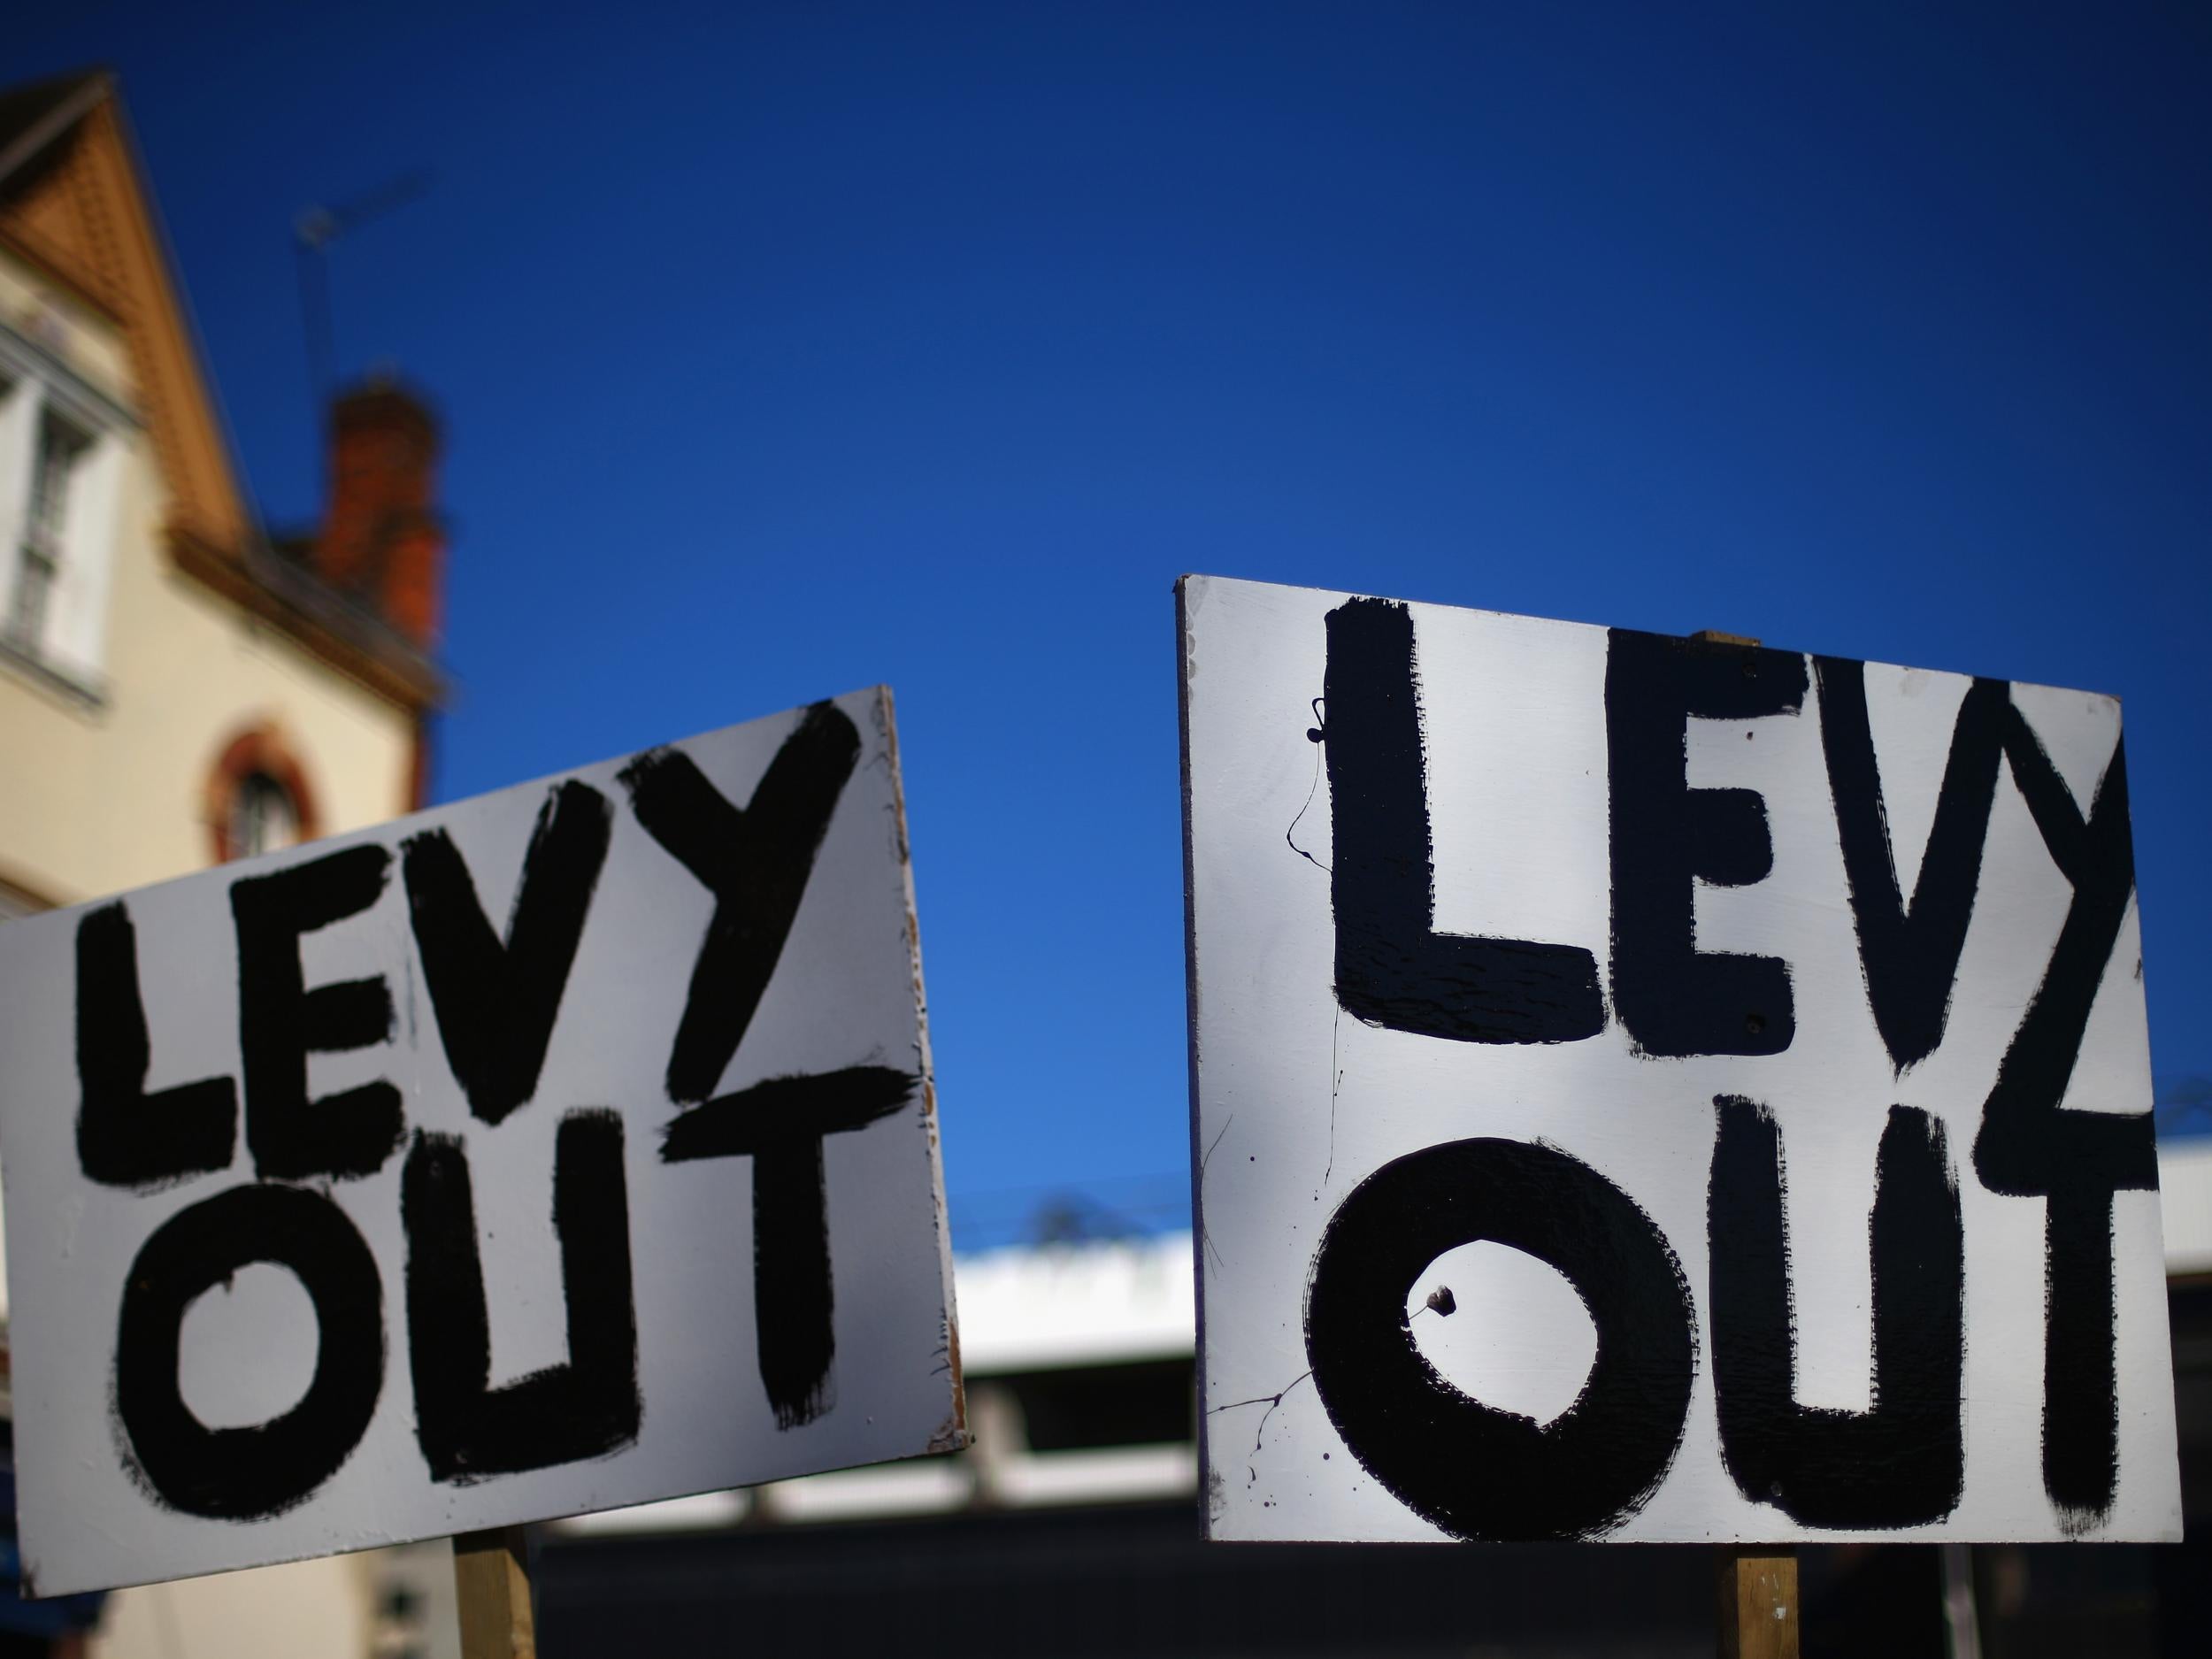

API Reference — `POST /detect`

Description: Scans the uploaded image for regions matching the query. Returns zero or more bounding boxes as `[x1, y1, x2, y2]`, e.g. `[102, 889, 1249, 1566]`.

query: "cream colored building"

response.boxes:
[0, 71, 453, 1659]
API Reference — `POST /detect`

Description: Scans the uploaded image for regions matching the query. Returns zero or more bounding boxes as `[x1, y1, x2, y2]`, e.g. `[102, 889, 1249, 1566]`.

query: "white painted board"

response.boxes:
[0, 687, 962, 1595]
[1178, 575, 2178, 1544]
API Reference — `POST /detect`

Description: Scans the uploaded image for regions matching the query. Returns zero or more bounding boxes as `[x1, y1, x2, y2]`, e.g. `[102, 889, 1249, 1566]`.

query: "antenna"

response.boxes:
[294, 170, 433, 420]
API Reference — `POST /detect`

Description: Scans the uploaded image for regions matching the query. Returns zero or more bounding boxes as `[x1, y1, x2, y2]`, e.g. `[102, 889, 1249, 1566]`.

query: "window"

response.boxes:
[8, 407, 90, 654]
[228, 770, 302, 859]
[0, 318, 131, 695]
[205, 724, 320, 864]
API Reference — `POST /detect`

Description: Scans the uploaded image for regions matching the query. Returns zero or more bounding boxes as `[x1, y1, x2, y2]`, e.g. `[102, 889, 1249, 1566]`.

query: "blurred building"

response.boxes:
[533, 1157, 2212, 1659]
[0, 68, 449, 1659]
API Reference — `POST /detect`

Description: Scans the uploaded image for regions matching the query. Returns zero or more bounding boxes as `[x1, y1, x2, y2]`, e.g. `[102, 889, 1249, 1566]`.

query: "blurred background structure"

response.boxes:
[1, 2, 2209, 1654]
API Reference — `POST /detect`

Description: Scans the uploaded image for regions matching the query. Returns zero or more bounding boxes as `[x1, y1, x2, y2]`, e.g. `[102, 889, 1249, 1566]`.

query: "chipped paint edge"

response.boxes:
[872, 684, 969, 1455]
[1173, 577, 1217, 1532]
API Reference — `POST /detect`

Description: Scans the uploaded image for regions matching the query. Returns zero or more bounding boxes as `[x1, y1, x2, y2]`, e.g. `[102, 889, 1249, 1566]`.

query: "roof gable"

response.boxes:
[0, 73, 441, 715]
[0, 70, 251, 559]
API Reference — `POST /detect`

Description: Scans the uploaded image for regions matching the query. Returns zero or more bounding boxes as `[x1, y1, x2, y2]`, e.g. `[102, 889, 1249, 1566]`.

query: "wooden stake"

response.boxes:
[453, 1525, 537, 1659]
[1717, 1547, 1799, 1659]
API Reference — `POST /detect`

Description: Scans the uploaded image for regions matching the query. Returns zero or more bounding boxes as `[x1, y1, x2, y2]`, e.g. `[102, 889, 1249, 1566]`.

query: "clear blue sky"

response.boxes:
[19, 2, 2212, 1218]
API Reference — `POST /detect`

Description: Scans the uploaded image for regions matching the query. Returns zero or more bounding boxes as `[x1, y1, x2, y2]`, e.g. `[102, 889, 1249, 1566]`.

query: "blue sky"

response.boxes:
[19, 2, 2212, 1219]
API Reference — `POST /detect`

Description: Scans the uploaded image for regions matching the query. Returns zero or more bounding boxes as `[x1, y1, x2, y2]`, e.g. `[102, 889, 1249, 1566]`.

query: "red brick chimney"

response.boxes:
[313, 377, 444, 649]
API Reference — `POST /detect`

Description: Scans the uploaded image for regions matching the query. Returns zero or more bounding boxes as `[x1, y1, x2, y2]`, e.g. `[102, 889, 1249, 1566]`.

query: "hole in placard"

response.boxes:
[1407, 1240, 1597, 1428]
[178, 1263, 320, 1430]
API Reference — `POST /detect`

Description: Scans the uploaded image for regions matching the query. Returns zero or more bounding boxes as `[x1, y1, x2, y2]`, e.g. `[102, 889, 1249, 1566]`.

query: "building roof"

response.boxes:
[0, 70, 443, 714]
[0, 71, 109, 185]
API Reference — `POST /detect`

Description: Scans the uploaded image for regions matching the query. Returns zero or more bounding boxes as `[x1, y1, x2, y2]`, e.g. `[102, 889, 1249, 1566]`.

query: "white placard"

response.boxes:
[1178, 575, 2178, 1544]
[0, 687, 961, 1595]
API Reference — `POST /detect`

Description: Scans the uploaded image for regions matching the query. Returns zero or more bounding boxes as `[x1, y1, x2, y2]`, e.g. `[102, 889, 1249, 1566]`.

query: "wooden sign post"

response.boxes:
[454, 1528, 536, 1659]
[1717, 1547, 1797, 1659]
[1179, 576, 2180, 1570]
[0, 689, 964, 1604]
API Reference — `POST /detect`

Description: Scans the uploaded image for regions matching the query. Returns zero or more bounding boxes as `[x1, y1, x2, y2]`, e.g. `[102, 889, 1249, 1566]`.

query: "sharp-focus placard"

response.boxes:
[1178, 575, 2177, 1544]
[0, 687, 961, 1594]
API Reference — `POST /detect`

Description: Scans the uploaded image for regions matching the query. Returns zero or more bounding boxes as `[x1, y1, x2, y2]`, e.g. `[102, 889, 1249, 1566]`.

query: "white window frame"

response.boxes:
[0, 315, 136, 705]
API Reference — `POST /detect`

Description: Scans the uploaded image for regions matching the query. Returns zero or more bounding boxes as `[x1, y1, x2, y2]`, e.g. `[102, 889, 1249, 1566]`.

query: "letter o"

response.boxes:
[116, 1182, 384, 1519]
[1305, 1136, 1696, 1540]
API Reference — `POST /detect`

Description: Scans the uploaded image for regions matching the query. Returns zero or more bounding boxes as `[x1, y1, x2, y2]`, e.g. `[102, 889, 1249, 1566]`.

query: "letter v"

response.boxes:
[403, 780, 615, 1125]
[1814, 659, 2008, 1073]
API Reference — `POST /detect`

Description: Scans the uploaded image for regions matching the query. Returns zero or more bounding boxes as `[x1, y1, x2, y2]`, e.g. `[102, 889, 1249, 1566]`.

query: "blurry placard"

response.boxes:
[0, 688, 961, 1595]
[1178, 574, 2178, 1543]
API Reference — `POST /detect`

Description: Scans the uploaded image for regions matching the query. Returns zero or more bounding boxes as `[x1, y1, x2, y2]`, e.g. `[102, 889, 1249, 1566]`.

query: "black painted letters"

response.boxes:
[115, 1182, 385, 1519]
[75, 901, 237, 1187]
[1305, 611, 2156, 1537]
[230, 843, 403, 1180]
[1709, 1096, 1965, 1528]
[1606, 629, 1806, 1057]
[403, 780, 614, 1125]
[1815, 659, 2008, 1074]
[1973, 717, 2156, 1520]
[403, 1110, 641, 1481]
[619, 703, 862, 1103]
[1305, 1136, 1696, 1540]
[1323, 597, 1605, 1044]
[622, 705, 914, 1431]
[661, 1066, 918, 1428]
[71, 709, 905, 1532]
